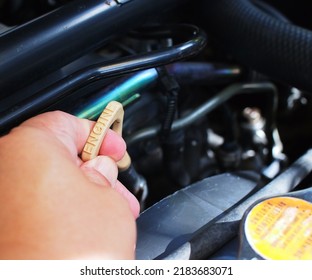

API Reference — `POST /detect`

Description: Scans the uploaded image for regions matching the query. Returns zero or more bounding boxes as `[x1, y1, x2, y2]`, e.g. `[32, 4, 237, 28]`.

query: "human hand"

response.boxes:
[0, 111, 139, 259]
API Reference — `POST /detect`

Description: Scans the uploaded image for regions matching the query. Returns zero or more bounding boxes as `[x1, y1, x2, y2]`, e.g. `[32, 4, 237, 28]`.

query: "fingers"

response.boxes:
[114, 181, 140, 219]
[20, 111, 127, 162]
[98, 130, 127, 162]
[80, 156, 118, 187]
[80, 156, 140, 218]
[20, 111, 139, 217]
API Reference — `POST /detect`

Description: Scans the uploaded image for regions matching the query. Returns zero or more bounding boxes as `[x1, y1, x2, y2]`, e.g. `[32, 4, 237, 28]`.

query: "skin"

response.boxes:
[0, 111, 140, 260]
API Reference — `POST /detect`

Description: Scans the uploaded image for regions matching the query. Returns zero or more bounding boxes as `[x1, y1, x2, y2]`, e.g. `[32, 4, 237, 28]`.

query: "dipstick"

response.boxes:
[81, 101, 131, 171]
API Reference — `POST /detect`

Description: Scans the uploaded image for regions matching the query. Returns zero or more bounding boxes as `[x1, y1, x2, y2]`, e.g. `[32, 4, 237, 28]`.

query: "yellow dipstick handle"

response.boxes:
[81, 101, 131, 171]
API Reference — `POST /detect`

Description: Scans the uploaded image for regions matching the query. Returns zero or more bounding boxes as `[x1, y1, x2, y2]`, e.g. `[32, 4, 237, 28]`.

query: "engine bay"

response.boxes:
[0, 0, 312, 260]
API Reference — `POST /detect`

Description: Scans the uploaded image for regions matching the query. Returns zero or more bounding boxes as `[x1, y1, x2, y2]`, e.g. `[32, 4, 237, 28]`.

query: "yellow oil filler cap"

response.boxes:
[239, 189, 312, 260]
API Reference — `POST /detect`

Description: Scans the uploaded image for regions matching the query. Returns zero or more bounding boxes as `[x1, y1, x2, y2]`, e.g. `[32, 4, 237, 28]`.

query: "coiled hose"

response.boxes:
[200, 0, 312, 92]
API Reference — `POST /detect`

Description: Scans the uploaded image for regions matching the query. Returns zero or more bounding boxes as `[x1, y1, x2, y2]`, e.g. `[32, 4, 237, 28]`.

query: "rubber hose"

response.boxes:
[200, 0, 312, 92]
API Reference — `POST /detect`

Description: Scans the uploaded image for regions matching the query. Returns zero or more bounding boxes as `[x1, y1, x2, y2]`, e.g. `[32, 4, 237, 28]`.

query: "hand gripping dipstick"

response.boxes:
[81, 101, 130, 170]
[81, 101, 148, 207]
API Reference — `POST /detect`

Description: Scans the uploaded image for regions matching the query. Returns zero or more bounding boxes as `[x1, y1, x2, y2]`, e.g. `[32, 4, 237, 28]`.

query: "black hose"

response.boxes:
[200, 0, 312, 92]
[166, 62, 242, 85]
[251, 0, 290, 23]
[0, 0, 188, 95]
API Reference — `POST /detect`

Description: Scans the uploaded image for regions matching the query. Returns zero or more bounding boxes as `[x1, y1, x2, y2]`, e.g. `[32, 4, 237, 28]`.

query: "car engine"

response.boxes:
[0, 0, 312, 260]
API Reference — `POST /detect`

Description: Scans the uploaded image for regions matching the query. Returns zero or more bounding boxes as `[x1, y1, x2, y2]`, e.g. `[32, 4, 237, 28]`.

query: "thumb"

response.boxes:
[80, 156, 118, 187]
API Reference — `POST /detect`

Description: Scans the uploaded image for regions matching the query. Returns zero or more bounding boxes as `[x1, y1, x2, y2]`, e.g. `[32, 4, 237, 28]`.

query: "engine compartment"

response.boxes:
[0, 0, 312, 259]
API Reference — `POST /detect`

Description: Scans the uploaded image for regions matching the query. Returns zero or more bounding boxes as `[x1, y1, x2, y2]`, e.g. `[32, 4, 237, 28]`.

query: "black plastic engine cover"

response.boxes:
[136, 171, 260, 260]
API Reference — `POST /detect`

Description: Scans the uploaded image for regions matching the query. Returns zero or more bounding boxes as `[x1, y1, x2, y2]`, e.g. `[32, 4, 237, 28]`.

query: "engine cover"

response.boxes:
[136, 171, 260, 260]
